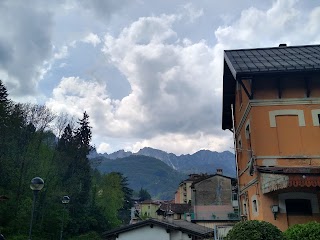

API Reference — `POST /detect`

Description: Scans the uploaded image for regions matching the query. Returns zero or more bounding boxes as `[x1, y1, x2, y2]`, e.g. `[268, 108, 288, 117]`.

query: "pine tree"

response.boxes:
[0, 80, 10, 128]
[74, 111, 92, 156]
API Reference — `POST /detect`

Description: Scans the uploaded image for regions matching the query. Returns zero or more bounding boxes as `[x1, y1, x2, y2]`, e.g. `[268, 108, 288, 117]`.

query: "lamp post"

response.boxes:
[28, 177, 44, 240]
[60, 195, 70, 240]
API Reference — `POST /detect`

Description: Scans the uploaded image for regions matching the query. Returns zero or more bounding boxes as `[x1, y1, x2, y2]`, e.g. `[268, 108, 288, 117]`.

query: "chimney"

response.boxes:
[186, 213, 191, 222]
[216, 169, 223, 175]
[157, 214, 164, 221]
[166, 211, 174, 223]
[279, 43, 287, 47]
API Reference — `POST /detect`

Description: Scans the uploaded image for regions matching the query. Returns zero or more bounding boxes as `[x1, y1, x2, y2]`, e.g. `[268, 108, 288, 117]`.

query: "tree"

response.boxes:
[225, 220, 283, 240]
[138, 188, 151, 201]
[284, 221, 320, 240]
[116, 173, 133, 224]
[96, 172, 124, 228]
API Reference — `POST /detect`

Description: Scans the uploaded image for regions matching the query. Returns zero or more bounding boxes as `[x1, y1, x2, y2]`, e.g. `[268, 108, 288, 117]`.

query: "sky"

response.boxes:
[1, 0, 320, 155]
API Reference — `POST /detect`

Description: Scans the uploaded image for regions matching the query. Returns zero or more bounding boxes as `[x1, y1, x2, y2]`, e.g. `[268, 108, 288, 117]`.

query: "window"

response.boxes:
[237, 137, 242, 154]
[253, 200, 258, 213]
[286, 199, 312, 216]
[245, 123, 252, 160]
[232, 193, 238, 201]
[243, 203, 247, 215]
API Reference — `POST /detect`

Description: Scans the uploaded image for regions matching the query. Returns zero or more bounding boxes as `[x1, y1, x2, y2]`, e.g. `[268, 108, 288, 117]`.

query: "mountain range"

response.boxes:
[89, 147, 236, 199]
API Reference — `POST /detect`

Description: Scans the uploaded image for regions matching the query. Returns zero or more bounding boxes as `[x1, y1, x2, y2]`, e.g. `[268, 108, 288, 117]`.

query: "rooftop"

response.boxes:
[225, 44, 320, 79]
[103, 218, 214, 239]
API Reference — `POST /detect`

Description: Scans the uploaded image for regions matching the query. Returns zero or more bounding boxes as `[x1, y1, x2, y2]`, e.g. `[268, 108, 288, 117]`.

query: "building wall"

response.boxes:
[116, 225, 195, 240]
[140, 203, 159, 218]
[175, 180, 192, 204]
[192, 175, 238, 221]
[194, 175, 232, 206]
[117, 225, 170, 240]
[234, 76, 320, 230]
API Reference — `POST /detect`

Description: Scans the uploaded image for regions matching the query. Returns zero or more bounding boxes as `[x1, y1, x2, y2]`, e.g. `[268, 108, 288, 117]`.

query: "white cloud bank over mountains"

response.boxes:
[2, 0, 320, 154]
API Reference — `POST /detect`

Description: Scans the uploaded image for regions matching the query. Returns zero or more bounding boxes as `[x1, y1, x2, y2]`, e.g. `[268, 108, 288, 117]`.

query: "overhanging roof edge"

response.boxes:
[224, 51, 237, 79]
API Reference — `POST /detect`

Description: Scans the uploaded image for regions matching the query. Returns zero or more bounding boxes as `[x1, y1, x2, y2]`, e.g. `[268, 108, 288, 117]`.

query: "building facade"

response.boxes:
[174, 170, 239, 230]
[190, 170, 239, 229]
[222, 44, 320, 231]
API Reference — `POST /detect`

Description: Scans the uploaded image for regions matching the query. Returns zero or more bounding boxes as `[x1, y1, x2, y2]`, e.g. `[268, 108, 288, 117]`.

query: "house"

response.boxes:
[173, 170, 239, 230]
[190, 169, 239, 229]
[139, 200, 161, 218]
[175, 175, 199, 204]
[157, 202, 194, 220]
[222, 44, 320, 230]
[103, 218, 214, 240]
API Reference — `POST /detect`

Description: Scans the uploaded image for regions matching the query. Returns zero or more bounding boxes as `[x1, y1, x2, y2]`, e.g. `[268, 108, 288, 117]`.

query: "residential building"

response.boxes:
[174, 170, 239, 230]
[175, 177, 194, 204]
[175, 174, 212, 204]
[190, 169, 239, 229]
[139, 200, 161, 218]
[157, 202, 194, 220]
[222, 44, 320, 231]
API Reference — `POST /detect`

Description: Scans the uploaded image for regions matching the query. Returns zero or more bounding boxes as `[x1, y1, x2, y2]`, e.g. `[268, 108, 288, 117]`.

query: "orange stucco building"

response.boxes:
[222, 44, 320, 231]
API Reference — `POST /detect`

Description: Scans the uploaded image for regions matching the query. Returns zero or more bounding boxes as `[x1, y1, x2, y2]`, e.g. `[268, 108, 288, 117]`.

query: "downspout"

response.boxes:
[231, 104, 242, 218]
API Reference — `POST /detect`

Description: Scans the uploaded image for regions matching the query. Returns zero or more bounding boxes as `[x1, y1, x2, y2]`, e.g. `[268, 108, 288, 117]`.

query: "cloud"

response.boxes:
[102, 14, 223, 138]
[97, 142, 111, 153]
[182, 3, 204, 23]
[127, 132, 233, 155]
[46, 12, 229, 154]
[45, 0, 320, 155]
[0, 0, 54, 97]
[215, 0, 320, 49]
[82, 33, 101, 47]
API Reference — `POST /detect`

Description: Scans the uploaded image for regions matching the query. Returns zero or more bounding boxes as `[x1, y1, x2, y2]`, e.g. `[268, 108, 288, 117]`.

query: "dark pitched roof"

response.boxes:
[159, 203, 193, 214]
[103, 219, 214, 239]
[222, 44, 320, 130]
[225, 44, 320, 78]
[190, 174, 236, 188]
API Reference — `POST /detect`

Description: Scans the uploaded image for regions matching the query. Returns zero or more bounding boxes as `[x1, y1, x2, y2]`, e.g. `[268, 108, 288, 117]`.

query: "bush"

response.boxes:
[225, 220, 283, 240]
[284, 221, 320, 240]
[68, 231, 102, 240]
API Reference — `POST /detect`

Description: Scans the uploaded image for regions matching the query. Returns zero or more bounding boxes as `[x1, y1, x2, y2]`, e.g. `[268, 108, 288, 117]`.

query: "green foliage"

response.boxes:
[96, 172, 125, 228]
[0, 81, 133, 239]
[225, 220, 284, 240]
[69, 231, 102, 240]
[138, 188, 152, 201]
[284, 221, 320, 240]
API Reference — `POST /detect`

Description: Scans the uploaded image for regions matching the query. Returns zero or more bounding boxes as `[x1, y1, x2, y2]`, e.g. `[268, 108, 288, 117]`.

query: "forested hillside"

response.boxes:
[94, 155, 187, 199]
[0, 81, 131, 239]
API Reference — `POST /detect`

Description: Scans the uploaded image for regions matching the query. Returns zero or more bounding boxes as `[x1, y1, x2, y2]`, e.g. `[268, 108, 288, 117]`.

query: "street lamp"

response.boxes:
[60, 195, 70, 240]
[28, 177, 44, 240]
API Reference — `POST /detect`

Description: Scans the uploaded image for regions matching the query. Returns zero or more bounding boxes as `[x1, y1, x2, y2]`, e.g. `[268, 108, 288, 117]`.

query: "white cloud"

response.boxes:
[182, 3, 204, 23]
[215, 0, 320, 49]
[126, 132, 233, 155]
[44, 0, 320, 155]
[46, 12, 228, 154]
[102, 14, 223, 139]
[0, 0, 54, 97]
[82, 33, 101, 47]
[54, 45, 69, 59]
[97, 142, 111, 153]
